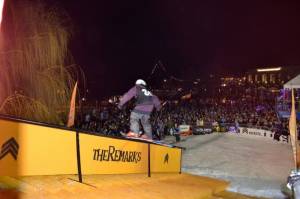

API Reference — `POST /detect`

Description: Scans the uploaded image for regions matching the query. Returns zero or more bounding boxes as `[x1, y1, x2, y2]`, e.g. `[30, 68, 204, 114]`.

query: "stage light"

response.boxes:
[0, 0, 4, 28]
[256, 67, 282, 72]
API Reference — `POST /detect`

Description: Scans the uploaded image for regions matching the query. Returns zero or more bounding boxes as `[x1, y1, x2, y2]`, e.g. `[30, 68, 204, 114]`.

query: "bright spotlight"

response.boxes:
[256, 67, 281, 72]
[0, 0, 4, 28]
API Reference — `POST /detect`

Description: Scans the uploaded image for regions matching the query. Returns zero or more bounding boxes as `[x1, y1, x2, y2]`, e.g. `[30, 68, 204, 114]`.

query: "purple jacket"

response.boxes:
[118, 85, 161, 114]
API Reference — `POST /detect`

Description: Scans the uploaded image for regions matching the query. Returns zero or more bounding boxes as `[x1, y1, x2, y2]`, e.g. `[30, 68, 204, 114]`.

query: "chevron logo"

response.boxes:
[0, 137, 19, 160]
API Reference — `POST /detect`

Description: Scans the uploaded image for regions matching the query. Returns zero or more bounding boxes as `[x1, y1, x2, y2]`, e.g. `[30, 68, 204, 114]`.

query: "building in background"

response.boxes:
[245, 66, 300, 85]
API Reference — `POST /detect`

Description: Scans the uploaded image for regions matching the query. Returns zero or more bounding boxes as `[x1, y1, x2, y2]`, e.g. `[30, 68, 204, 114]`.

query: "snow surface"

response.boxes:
[169, 133, 294, 199]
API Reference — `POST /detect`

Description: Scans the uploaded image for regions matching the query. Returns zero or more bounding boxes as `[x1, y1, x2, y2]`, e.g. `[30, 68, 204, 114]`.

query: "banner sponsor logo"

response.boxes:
[150, 145, 181, 173]
[238, 127, 289, 144]
[0, 137, 19, 160]
[193, 126, 213, 135]
[241, 128, 262, 136]
[164, 153, 169, 164]
[179, 125, 190, 132]
[195, 127, 212, 133]
[92, 146, 141, 163]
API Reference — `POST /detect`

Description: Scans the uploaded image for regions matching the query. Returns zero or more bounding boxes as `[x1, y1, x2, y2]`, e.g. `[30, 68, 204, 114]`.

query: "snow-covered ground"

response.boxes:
[169, 133, 294, 199]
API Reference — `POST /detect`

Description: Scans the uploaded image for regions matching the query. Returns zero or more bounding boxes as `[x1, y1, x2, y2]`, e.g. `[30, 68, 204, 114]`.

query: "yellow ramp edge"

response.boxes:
[0, 173, 229, 199]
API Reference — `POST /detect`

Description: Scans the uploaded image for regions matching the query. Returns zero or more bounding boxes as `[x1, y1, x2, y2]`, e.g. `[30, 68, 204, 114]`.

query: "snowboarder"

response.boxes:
[118, 79, 161, 140]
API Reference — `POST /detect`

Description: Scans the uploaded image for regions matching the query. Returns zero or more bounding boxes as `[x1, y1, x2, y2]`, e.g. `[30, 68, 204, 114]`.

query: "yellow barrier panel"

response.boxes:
[0, 117, 182, 177]
[79, 133, 148, 174]
[150, 144, 181, 173]
[0, 119, 77, 176]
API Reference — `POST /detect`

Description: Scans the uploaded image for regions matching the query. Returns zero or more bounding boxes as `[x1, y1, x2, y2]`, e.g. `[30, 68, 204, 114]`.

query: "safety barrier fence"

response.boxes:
[0, 114, 183, 183]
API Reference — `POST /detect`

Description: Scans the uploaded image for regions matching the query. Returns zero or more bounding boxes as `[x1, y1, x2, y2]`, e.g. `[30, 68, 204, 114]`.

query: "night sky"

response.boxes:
[53, 0, 300, 99]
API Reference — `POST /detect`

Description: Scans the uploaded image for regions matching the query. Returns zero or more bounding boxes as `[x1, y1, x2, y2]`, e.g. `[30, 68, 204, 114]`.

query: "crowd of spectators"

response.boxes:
[76, 82, 294, 139]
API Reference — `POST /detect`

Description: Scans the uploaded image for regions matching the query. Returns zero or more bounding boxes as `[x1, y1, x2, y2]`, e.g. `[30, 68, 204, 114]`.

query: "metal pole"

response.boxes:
[76, 131, 83, 183]
[148, 143, 151, 177]
[179, 148, 182, 174]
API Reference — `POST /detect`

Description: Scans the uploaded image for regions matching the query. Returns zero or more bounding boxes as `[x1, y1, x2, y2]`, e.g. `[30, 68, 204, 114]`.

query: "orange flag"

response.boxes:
[67, 82, 78, 127]
[289, 88, 299, 170]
